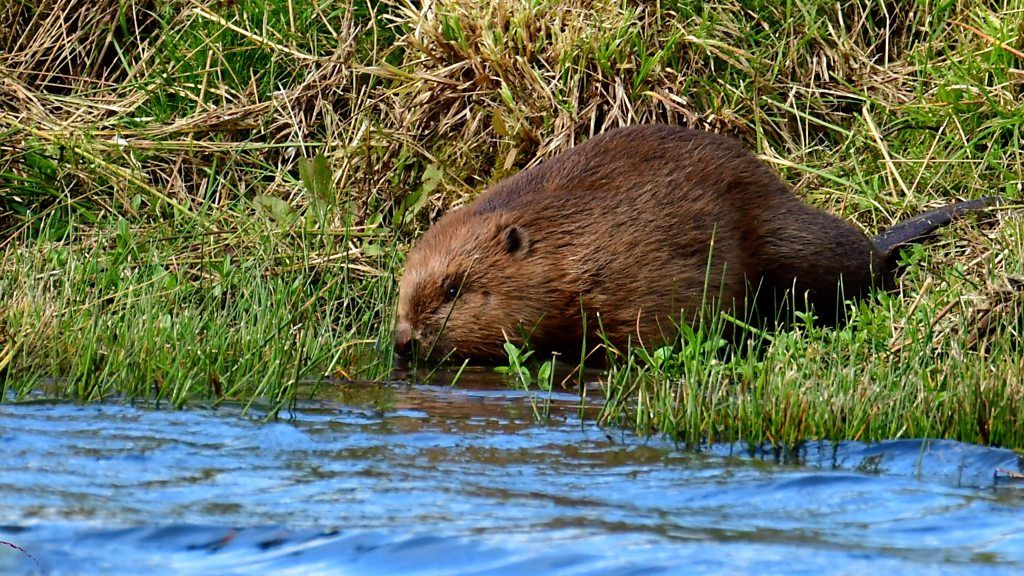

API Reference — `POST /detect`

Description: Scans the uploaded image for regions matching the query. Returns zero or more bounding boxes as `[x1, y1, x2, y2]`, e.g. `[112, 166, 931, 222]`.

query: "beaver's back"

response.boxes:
[471, 125, 804, 346]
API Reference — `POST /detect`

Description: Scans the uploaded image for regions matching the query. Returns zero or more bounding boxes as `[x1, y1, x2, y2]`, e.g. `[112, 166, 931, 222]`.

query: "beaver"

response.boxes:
[393, 124, 996, 362]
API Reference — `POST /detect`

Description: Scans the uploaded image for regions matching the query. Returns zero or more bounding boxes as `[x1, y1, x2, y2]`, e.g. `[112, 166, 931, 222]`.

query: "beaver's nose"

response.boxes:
[393, 320, 413, 357]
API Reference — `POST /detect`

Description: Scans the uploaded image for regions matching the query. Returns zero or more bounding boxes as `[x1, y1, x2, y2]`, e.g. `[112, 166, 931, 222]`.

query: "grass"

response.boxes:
[1, 0, 1022, 445]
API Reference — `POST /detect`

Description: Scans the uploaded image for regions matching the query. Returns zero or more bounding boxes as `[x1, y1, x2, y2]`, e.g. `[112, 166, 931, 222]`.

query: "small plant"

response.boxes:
[494, 340, 557, 420]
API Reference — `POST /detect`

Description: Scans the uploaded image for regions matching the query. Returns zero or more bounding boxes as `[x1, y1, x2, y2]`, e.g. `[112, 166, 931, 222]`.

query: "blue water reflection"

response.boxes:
[1, 383, 1021, 575]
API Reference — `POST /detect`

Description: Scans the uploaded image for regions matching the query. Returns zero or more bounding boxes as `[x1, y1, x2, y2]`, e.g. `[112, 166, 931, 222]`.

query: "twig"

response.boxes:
[950, 20, 1024, 60]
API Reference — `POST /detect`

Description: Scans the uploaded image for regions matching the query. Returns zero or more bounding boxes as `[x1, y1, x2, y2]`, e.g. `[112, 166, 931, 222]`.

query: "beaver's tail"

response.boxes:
[872, 196, 1001, 278]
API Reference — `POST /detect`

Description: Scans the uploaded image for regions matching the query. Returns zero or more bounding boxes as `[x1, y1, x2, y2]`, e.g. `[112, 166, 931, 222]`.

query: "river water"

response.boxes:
[1, 375, 1023, 575]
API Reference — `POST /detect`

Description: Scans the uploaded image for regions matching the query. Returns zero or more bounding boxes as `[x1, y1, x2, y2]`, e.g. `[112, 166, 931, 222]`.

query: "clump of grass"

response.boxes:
[1, 0, 1022, 447]
[0, 211, 397, 411]
[597, 261, 1024, 449]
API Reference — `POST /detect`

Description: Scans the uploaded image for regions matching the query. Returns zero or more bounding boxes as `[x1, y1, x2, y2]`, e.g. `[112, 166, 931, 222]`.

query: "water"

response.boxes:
[1, 376, 1022, 575]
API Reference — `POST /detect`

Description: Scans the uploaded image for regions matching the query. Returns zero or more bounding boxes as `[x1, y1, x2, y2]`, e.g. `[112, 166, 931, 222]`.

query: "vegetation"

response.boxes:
[1, 0, 1021, 445]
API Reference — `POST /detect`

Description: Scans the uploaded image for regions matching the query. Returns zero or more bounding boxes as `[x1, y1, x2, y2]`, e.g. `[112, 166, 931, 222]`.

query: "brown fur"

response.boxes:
[394, 124, 884, 361]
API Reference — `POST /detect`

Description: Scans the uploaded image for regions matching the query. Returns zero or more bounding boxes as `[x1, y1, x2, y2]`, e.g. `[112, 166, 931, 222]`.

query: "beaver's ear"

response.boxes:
[500, 225, 530, 257]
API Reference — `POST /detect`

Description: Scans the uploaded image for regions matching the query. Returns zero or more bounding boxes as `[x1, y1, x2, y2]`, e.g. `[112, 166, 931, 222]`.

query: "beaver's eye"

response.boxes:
[442, 277, 463, 302]
[441, 273, 466, 302]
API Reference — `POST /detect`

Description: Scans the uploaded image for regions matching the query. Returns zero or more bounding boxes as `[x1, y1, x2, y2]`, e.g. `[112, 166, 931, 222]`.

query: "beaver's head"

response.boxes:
[394, 207, 570, 362]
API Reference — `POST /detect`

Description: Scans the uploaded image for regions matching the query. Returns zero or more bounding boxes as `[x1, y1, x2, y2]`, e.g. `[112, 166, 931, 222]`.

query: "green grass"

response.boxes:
[1, 0, 1022, 443]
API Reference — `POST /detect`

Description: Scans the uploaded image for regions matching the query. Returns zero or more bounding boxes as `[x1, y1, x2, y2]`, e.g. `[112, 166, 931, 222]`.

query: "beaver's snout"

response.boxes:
[393, 319, 414, 357]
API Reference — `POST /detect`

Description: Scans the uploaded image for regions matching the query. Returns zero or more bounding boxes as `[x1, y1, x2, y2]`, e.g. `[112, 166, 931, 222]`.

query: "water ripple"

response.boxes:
[0, 384, 1022, 575]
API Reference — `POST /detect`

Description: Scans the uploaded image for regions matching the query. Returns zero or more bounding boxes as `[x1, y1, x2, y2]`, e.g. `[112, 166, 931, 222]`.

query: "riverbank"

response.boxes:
[1, 0, 1021, 445]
